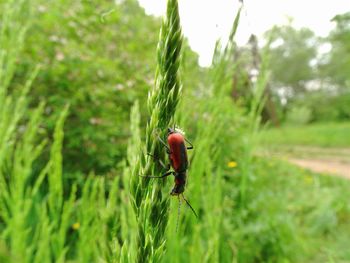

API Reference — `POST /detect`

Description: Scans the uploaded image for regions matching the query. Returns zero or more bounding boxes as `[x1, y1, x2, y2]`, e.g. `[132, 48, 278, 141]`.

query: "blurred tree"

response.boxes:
[231, 35, 280, 126]
[24, 0, 160, 174]
[265, 24, 317, 102]
[284, 12, 350, 124]
[319, 12, 350, 91]
[290, 90, 350, 123]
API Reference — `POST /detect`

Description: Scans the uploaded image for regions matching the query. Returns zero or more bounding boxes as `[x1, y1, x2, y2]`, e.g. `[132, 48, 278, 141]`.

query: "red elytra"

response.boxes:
[167, 132, 189, 173]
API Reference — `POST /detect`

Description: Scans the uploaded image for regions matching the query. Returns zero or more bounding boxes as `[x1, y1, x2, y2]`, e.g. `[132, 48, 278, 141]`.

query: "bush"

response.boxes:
[286, 105, 313, 125]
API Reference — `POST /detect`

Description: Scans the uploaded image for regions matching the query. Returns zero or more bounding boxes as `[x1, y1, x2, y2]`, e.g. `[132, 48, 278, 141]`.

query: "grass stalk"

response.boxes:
[129, 0, 183, 261]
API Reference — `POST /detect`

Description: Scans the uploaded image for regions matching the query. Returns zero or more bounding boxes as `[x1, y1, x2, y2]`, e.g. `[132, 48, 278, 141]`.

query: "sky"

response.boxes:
[137, 0, 349, 67]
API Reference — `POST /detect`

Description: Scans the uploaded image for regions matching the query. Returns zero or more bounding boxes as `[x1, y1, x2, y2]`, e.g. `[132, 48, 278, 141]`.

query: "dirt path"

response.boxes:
[260, 146, 350, 179]
[287, 158, 350, 179]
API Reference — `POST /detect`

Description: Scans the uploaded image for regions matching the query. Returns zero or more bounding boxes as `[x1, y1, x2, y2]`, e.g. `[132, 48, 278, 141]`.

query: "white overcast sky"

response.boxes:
[137, 0, 349, 67]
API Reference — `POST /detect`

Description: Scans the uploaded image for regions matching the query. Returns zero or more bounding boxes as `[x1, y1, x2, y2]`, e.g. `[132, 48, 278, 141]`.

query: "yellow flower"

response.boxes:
[227, 161, 237, 168]
[303, 175, 313, 185]
[72, 222, 80, 230]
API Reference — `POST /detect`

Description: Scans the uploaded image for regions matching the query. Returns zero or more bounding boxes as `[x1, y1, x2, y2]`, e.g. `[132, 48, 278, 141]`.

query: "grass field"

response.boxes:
[252, 158, 350, 262]
[258, 122, 350, 148]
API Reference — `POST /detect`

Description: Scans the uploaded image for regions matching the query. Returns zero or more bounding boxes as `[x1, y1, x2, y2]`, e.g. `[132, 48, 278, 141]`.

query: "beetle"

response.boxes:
[144, 127, 198, 218]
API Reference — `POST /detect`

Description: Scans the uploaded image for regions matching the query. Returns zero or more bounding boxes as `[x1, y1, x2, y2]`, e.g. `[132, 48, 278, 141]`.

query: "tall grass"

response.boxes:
[0, 1, 123, 262]
[163, 6, 244, 262]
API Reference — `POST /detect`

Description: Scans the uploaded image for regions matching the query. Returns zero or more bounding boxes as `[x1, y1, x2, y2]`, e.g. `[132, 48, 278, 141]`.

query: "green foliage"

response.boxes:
[319, 12, 350, 90]
[22, 0, 162, 174]
[286, 105, 313, 125]
[309, 91, 350, 122]
[14, 0, 202, 176]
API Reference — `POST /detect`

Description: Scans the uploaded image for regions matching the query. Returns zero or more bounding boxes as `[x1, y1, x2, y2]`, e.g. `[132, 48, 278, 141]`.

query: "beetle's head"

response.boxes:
[167, 127, 175, 134]
[168, 127, 185, 135]
[170, 185, 184, 196]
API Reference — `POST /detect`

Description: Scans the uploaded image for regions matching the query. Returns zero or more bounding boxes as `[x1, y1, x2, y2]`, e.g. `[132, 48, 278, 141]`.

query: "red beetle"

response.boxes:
[145, 127, 197, 218]
[166, 127, 192, 195]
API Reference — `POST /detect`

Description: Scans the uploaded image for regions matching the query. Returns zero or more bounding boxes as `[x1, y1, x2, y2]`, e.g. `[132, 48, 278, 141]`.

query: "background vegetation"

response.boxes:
[0, 0, 349, 262]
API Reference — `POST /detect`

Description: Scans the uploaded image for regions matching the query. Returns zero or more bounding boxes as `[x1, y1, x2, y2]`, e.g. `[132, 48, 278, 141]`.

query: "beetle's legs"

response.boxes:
[147, 153, 170, 170]
[153, 128, 171, 153]
[140, 170, 173, 179]
[184, 137, 194, 150]
[156, 135, 171, 153]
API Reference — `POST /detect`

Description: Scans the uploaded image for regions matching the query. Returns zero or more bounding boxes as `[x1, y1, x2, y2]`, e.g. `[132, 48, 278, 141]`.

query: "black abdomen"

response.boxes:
[170, 172, 186, 195]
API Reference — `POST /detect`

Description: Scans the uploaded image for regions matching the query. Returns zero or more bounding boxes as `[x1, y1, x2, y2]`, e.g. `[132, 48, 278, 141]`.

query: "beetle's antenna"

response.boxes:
[176, 195, 182, 232]
[181, 194, 198, 219]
